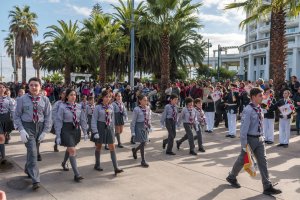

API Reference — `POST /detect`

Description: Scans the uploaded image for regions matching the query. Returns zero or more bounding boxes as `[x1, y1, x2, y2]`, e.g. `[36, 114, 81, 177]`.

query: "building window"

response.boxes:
[266, 21, 270, 25]
[260, 70, 264, 78]
[254, 58, 257, 66]
[254, 71, 257, 80]
[265, 33, 269, 38]
[260, 57, 266, 65]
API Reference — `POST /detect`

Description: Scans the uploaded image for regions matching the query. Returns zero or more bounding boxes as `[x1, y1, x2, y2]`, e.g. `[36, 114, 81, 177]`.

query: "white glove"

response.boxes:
[161, 125, 165, 129]
[56, 137, 61, 145]
[20, 130, 29, 143]
[38, 132, 47, 143]
[94, 133, 100, 139]
[84, 134, 89, 141]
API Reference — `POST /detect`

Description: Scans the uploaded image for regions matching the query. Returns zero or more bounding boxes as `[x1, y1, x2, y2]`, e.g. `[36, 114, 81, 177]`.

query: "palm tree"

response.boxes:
[44, 20, 82, 84]
[141, 0, 202, 93]
[81, 13, 129, 84]
[4, 33, 21, 81]
[9, 5, 38, 83]
[225, 0, 300, 98]
[32, 41, 45, 79]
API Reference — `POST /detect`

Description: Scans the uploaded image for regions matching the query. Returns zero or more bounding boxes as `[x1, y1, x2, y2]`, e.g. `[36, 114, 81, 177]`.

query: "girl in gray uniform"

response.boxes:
[55, 89, 88, 182]
[86, 96, 95, 137]
[0, 83, 15, 164]
[14, 77, 52, 190]
[131, 94, 152, 168]
[112, 92, 128, 148]
[51, 90, 66, 152]
[91, 90, 124, 176]
[3, 88, 15, 145]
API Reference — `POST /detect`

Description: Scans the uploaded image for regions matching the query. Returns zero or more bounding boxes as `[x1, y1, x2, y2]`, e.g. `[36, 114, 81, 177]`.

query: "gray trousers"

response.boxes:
[228, 136, 272, 190]
[23, 122, 43, 184]
[163, 119, 176, 152]
[178, 123, 195, 151]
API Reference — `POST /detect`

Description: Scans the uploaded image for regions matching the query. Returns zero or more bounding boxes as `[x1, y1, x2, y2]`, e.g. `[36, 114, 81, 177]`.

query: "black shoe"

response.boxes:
[104, 146, 109, 150]
[141, 161, 149, 168]
[263, 185, 282, 195]
[230, 135, 236, 138]
[225, 135, 231, 137]
[277, 144, 284, 147]
[189, 151, 197, 156]
[37, 154, 42, 161]
[132, 148, 137, 159]
[114, 168, 124, 176]
[198, 147, 206, 152]
[283, 144, 289, 148]
[117, 144, 124, 148]
[0, 159, 7, 165]
[166, 151, 176, 155]
[226, 177, 241, 188]
[266, 141, 274, 145]
[74, 175, 84, 182]
[94, 165, 103, 171]
[205, 130, 209, 132]
[176, 140, 181, 150]
[61, 162, 69, 171]
[32, 182, 40, 190]
[208, 130, 213, 133]
[54, 144, 59, 152]
[130, 136, 136, 144]
[162, 142, 166, 149]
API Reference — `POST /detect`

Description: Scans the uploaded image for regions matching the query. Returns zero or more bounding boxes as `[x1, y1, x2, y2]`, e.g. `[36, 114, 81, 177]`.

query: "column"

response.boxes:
[265, 50, 270, 80]
[248, 54, 253, 81]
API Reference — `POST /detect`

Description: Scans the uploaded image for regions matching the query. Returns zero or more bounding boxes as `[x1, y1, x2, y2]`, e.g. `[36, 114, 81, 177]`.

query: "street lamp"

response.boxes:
[207, 39, 212, 77]
[217, 44, 221, 81]
[1, 30, 16, 82]
[130, 0, 135, 87]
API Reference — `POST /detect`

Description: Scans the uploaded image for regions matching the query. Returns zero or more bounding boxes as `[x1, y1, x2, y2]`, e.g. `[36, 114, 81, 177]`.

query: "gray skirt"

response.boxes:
[92, 121, 115, 144]
[60, 122, 81, 147]
[134, 122, 149, 143]
[114, 112, 124, 126]
[87, 115, 92, 133]
[0, 113, 14, 133]
[22, 121, 44, 141]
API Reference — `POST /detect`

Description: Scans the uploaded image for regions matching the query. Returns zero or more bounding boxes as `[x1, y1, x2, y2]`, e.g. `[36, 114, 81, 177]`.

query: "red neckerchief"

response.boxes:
[139, 106, 150, 128]
[66, 102, 79, 128]
[249, 102, 263, 133]
[28, 94, 41, 123]
[102, 104, 112, 126]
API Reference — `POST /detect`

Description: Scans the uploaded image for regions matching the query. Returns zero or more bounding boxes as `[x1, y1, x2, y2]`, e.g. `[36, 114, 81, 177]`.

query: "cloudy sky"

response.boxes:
[0, 0, 245, 82]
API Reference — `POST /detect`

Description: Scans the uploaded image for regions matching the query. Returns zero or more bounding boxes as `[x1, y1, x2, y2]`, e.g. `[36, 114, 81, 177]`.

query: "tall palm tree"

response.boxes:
[225, 0, 300, 98]
[141, 0, 202, 93]
[4, 33, 21, 81]
[81, 13, 129, 84]
[44, 20, 82, 84]
[32, 41, 45, 79]
[9, 5, 38, 83]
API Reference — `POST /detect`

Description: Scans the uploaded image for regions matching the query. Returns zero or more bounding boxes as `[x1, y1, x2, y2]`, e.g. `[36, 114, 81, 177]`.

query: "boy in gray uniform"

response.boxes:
[226, 87, 282, 196]
[14, 77, 52, 190]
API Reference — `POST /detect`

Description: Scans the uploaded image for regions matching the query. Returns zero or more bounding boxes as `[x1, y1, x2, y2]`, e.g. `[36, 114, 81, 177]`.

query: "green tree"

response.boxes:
[4, 33, 21, 81]
[9, 5, 38, 82]
[32, 41, 46, 79]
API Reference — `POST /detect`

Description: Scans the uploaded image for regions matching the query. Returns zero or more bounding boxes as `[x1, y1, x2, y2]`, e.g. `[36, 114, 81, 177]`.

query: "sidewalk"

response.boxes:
[0, 113, 299, 200]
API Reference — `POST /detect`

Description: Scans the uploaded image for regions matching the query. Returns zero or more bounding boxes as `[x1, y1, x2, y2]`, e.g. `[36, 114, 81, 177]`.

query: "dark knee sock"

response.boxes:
[110, 151, 119, 170]
[116, 133, 121, 145]
[0, 144, 5, 159]
[69, 156, 80, 177]
[63, 151, 69, 164]
[140, 142, 145, 162]
[95, 150, 100, 166]
[134, 143, 142, 153]
[36, 143, 40, 155]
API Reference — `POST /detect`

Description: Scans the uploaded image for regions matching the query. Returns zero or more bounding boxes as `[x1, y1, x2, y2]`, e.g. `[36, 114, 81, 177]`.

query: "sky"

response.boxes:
[0, 0, 245, 82]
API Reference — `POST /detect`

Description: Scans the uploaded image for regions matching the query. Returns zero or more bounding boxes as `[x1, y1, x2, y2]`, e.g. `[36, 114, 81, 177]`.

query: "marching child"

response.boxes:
[86, 96, 95, 137]
[204, 86, 215, 133]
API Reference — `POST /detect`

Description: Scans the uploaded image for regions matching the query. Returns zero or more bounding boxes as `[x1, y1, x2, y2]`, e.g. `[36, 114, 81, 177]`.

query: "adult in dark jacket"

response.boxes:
[293, 87, 300, 135]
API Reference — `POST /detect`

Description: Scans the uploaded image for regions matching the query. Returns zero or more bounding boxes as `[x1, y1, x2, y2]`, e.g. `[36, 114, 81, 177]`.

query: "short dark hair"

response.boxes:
[170, 94, 178, 100]
[28, 77, 42, 86]
[185, 97, 193, 105]
[250, 87, 263, 98]
[194, 98, 202, 104]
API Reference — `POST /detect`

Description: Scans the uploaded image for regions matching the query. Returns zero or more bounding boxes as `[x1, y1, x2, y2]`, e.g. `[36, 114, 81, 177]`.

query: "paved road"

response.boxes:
[1, 112, 299, 200]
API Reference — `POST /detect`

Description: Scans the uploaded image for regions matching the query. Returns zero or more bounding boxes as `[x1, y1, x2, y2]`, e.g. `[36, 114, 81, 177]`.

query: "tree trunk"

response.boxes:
[99, 47, 107, 84]
[170, 58, 177, 82]
[37, 68, 40, 79]
[160, 31, 170, 105]
[22, 56, 26, 83]
[64, 65, 71, 85]
[269, 8, 286, 99]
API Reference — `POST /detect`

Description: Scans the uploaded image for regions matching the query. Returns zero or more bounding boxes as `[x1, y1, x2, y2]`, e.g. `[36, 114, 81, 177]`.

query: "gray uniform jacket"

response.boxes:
[112, 101, 128, 118]
[14, 93, 52, 133]
[177, 107, 199, 127]
[91, 104, 115, 134]
[86, 103, 95, 116]
[52, 100, 63, 122]
[55, 103, 88, 136]
[240, 104, 264, 148]
[130, 106, 152, 134]
[0, 96, 15, 116]
[160, 104, 178, 126]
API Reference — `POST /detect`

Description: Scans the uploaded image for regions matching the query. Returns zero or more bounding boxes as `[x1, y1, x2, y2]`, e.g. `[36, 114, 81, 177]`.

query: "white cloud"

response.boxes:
[48, 0, 60, 3]
[199, 13, 230, 24]
[94, 0, 144, 4]
[66, 4, 92, 17]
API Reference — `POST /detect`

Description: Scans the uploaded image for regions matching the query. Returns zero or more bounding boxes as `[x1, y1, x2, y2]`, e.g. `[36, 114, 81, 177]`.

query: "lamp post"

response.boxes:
[217, 44, 221, 81]
[1, 30, 16, 82]
[207, 39, 212, 77]
[130, 0, 135, 87]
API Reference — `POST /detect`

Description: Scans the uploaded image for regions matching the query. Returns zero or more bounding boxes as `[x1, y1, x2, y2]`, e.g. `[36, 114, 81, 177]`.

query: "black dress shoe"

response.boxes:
[205, 130, 209, 132]
[61, 162, 69, 171]
[117, 144, 124, 148]
[0, 159, 7, 165]
[226, 177, 241, 188]
[54, 144, 59, 152]
[198, 147, 206, 152]
[176, 140, 181, 150]
[266, 141, 274, 145]
[94, 165, 103, 171]
[277, 144, 284, 147]
[263, 185, 282, 195]
[166, 151, 176, 155]
[74, 175, 84, 182]
[130, 136, 136, 144]
[132, 148, 137, 159]
[225, 135, 231, 137]
[230, 135, 236, 138]
[162, 142, 166, 149]
[114, 168, 124, 176]
[32, 182, 40, 190]
[189, 151, 197, 156]
[283, 144, 289, 148]
[37, 154, 42, 161]
[141, 161, 149, 168]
